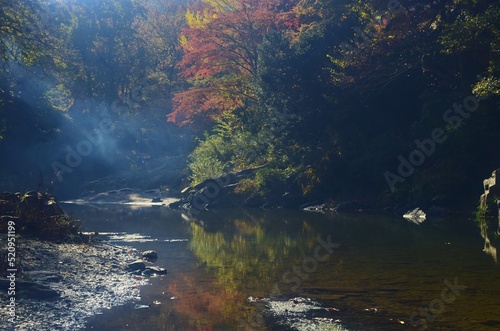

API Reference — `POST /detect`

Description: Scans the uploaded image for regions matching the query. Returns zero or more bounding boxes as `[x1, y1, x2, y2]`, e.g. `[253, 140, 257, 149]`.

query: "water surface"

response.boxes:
[61, 204, 500, 330]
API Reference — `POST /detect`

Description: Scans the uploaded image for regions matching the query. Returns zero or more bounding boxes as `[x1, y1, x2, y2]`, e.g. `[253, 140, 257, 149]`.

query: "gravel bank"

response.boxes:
[0, 238, 148, 330]
[258, 296, 351, 331]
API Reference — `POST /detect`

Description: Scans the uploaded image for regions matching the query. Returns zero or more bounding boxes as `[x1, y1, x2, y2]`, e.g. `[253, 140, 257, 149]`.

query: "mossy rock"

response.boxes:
[0, 191, 79, 241]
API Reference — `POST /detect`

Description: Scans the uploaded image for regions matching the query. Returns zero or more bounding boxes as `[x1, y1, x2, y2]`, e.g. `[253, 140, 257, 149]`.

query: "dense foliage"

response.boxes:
[1, 0, 499, 208]
[177, 0, 500, 208]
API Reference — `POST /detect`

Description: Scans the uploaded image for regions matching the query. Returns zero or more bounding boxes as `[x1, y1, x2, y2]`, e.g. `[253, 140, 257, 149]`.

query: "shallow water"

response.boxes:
[61, 204, 500, 331]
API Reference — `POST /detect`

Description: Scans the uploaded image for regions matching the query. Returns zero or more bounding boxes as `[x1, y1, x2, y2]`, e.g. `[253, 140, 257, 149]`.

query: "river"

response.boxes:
[60, 203, 500, 330]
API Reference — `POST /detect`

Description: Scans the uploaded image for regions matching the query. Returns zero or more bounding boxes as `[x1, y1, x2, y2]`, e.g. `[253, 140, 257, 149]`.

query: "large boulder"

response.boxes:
[172, 165, 268, 211]
[0, 191, 74, 240]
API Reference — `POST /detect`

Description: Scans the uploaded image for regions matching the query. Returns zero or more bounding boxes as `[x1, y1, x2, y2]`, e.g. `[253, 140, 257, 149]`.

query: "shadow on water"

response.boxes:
[60, 204, 500, 331]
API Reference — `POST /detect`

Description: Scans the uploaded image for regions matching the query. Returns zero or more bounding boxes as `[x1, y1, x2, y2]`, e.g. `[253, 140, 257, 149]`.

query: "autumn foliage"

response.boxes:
[167, 274, 246, 329]
[168, 0, 298, 126]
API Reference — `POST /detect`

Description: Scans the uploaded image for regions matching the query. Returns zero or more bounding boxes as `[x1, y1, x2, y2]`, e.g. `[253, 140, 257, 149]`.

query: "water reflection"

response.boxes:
[166, 209, 324, 329]
[186, 210, 321, 294]
[180, 210, 500, 331]
[68, 204, 500, 331]
[166, 274, 245, 330]
[476, 214, 498, 263]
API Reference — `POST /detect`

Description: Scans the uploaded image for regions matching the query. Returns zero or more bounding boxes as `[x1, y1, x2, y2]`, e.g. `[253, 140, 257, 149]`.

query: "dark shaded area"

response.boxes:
[0, 191, 79, 241]
[0, 0, 192, 198]
[182, 0, 500, 212]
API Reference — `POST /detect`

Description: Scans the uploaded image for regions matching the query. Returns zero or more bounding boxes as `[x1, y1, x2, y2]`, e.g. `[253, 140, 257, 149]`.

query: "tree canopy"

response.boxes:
[1, 0, 499, 207]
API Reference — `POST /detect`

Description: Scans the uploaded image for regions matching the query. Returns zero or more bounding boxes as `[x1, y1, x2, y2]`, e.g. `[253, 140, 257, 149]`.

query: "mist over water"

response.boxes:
[0, 64, 191, 198]
[0, 0, 194, 198]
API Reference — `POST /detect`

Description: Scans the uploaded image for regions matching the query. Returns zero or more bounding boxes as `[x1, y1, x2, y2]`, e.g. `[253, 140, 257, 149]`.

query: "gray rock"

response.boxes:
[134, 304, 151, 309]
[176, 165, 268, 211]
[403, 208, 426, 224]
[126, 260, 146, 272]
[142, 250, 158, 260]
[303, 204, 326, 213]
[145, 266, 167, 275]
[141, 269, 153, 276]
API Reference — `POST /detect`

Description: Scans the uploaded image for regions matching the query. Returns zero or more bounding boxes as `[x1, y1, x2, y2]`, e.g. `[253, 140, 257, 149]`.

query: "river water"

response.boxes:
[61, 204, 500, 331]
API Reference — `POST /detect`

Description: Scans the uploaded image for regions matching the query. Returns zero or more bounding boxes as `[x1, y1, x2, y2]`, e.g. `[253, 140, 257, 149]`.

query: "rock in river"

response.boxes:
[146, 266, 167, 275]
[142, 250, 158, 260]
[126, 260, 146, 272]
[403, 208, 426, 224]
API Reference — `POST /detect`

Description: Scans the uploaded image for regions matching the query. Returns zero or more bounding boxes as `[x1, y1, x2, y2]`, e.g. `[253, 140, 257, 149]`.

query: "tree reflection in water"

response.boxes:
[167, 211, 320, 329]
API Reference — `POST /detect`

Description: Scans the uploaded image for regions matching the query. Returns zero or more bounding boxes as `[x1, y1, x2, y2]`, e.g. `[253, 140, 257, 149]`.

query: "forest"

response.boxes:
[1, 0, 499, 211]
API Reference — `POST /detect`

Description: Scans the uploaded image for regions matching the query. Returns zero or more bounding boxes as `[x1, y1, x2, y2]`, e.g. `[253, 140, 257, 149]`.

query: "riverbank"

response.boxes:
[0, 237, 148, 330]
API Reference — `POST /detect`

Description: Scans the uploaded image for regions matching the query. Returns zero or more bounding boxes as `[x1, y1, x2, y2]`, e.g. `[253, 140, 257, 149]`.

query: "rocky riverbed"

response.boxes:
[0, 238, 149, 330]
[253, 296, 351, 331]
